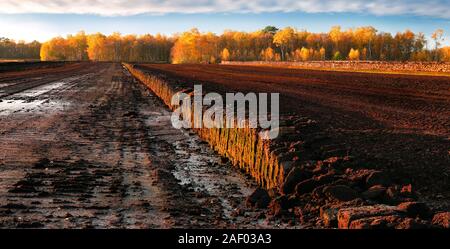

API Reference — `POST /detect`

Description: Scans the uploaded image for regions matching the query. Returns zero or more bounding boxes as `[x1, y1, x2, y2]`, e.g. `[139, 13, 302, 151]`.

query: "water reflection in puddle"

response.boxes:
[0, 77, 77, 115]
[0, 99, 67, 115]
[14, 82, 66, 98]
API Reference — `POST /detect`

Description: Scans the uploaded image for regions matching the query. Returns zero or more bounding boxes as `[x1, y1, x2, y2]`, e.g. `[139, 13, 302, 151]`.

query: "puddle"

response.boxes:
[0, 99, 68, 115]
[141, 100, 255, 219]
[172, 135, 254, 218]
[0, 74, 90, 115]
[154, 117, 255, 219]
[14, 82, 66, 98]
[13, 73, 94, 98]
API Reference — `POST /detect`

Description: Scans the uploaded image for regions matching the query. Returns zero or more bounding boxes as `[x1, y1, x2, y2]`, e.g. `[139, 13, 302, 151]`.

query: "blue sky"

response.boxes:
[0, 0, 449, 45]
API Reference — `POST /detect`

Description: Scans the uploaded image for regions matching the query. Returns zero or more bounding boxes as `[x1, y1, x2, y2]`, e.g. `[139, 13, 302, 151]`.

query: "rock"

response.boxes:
[349, 215, 402, 229]
[320, 208, 338, 227]
[395, 218, 431, 229]
[366, 171, 391, 187]
[346, 169, 375, 184]
[432, 212, 450, 228]
[295, 172, 336, 195]
[399, 184, 417, 199]
[323, 156, 343, 165]
[400, 184, 412, 194]
[323, 185, 360, 202]
[383, 185, 415, 205]
[362, 185, 386, 200]
[295, 179, 318, 195]
[323, 156, 352, 170]
[397, 202, 431, 219]
[384, 185, 402, 204]
[295, 171, 336, 196]
[337, 205, 399, 229]
[281, 167, 311, 195]
[316, 171, 337, 183]
[312, 161, 327, 175]
[268, 195, 296, 217]
[246, 188, 271, 209]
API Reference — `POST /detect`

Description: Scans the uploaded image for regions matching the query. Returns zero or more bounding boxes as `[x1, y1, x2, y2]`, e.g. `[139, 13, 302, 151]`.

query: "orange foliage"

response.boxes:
[37, 26, 445, 63]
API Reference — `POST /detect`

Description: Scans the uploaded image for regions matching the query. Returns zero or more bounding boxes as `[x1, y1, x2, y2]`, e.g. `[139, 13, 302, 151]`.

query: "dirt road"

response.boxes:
[0, 63, 281, 228]
[136, 64, 450, 206]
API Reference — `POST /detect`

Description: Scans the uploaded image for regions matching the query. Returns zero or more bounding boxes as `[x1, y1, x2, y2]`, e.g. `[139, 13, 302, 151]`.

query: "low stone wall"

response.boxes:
[222, 61, 450, 73]
[123, 63, 316, 190]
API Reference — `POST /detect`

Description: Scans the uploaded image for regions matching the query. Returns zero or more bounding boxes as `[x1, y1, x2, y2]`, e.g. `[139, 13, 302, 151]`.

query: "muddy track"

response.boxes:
[136, 64, 450, 206]
[0, 63, 283, 228]
[0, 63, 96, 98]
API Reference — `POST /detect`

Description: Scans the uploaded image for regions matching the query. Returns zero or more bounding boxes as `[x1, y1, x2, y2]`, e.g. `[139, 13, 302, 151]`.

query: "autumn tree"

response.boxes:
[333, 51, 344, 60]
[171, 28, 219, 64]
[221, 48, 230, 61]
[440, 46, 450, 61]
[40, 37, 68, 61]
[41, 31, 172, 62]
[348, 48, 360, 60]
[67, 31, 88, 61]
[354, 26, 377, 59]
[0, 38, 41, 60]
[273, 27, 296, 61]
[319, 47, 326, 60]
[36, 26, 443, 63]
[329, 26, 343, 53]
[299, 47, 310, 61]
[262, 26, 279, 35]
[432, 29, 444, 61]
[261, 47, 275, 61]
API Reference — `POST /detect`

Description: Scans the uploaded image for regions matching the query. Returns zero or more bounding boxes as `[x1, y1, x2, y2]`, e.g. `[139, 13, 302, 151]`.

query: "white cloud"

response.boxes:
[0, 0, 449, 18]
[0, 19, 58, 42]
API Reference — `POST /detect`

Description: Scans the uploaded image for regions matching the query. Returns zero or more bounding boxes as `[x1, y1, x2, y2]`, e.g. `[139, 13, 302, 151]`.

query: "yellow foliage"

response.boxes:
[441, 47, 450, 61]
[273, 27, 296, 60]
[34, 26, 446, 63]
[319, 47, 326, 60]
[171, 29, 219, 64]
[348, 48, 360, 60]
[300, 47, 310, 61]
[274, 53, 281, 61]
[41, 31, 171, 62]
[221, 48, 230, 61]
[261, 47, 275, 61]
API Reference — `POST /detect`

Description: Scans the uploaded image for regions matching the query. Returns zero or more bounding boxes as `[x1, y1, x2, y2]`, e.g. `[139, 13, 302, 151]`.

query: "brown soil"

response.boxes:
[0, 63, 286, 228]
[136, 64, 450, 208]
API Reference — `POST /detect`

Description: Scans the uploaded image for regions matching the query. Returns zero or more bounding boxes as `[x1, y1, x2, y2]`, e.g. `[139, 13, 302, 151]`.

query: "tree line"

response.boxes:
[40, 31, 173, 62]
[171, 26, 450, 63]
[0, 38, 41, 60]
[3, 26, 450, 63]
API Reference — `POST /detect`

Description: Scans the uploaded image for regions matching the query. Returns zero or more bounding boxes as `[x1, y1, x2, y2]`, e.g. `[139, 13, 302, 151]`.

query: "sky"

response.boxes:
[0, 0, 449, 46]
